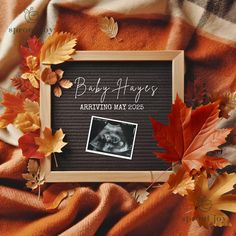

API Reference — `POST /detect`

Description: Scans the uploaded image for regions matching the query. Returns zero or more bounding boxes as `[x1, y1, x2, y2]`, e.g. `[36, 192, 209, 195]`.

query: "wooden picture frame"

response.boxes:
[40, 50, 184, 182]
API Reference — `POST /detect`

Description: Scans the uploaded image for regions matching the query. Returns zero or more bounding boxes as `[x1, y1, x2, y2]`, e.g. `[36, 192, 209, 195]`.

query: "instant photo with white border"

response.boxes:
[86, 116, 138, 160]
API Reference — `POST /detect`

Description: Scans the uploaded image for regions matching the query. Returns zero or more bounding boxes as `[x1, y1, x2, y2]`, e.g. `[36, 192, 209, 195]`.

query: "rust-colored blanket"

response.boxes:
[0, 0, 235, 235]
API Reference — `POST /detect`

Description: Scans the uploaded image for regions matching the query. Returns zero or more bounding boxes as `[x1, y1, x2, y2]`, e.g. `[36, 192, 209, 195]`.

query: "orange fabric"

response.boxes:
[0, 0, 32, 40]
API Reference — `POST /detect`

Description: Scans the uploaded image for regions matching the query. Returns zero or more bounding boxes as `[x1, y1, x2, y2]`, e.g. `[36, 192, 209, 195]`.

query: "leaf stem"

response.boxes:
[38, 185, 41, 200]
[53, 153, 58, 167]
[146, 162, 179, 192]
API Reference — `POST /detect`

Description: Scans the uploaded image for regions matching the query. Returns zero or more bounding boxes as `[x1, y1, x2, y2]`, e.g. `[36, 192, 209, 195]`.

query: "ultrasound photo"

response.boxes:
[86, 116, 138, 160]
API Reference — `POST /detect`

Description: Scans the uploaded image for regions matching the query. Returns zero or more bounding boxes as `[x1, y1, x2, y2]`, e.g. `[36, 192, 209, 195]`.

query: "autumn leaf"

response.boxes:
[40, 32, 77, 65]
[167, 168, 195, 197]
[99, 17, 118, 39]
[26, 55, 39, 71]
[41, 67, 59, 85]
[35, 127, 67, 157]
[202, 156, 230, 173]
[23, 99, 39, 114]
[21, 71, 40, 88]
[53, 87, 62, 97]
[18, 131, 44, 159]
[188, 172, 236, 228]
[151, 95, 231, 173]
[14, 112, 40, 133]
[0, 93, 24, 128]
[54, 79, 73, 98]
[211, 91, 236, 118]
[22, 159, 44, 190]
[59, 79, 73, 89]
[130, 188, 150, 204]
[20, 36, 42, 72]
[12, 78, 39, 102]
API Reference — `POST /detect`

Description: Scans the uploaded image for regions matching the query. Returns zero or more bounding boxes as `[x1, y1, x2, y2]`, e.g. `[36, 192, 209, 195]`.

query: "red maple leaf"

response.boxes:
[0, 93, 25, 128]
[12, 78, 39, 102]
[18, 131, 44, 159]
[20, 36, 42, 72]
[150, 96, 231, 172]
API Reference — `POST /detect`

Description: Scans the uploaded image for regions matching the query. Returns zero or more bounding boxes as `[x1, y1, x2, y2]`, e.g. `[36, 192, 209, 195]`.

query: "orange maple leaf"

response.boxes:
[151, 96, 231, 172]
[0, 93, 25, 128]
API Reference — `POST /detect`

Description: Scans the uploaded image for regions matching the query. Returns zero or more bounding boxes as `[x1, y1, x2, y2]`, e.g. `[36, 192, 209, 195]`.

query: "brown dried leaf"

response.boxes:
[40, 32, 77, 65]
[59, 79, 73, 89]
[54, 86, 62, 97]
[55, 69, 64, 79]
[99, 17, 118, 39]
[41, 67, 57, 85]
[22, 159, 44, 190]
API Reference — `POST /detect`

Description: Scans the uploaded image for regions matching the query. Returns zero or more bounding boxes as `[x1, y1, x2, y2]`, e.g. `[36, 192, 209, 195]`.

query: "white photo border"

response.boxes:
[85, 116, 138, 160]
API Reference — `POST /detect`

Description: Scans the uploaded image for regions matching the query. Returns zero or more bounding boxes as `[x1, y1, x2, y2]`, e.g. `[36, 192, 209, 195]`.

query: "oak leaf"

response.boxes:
[188, 172, 236, 228]
[35, 127, 67, 157]
[18, 131, 44, 159]
[22, 159, 44, 190]
[99, 17, 118, 39]
[151, 96, 231, 173]
[0, 93, 24, 128]
[40, 32, 77, 64]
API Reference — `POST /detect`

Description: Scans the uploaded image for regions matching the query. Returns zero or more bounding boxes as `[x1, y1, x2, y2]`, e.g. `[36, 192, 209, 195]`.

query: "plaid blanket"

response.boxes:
[0, 0, 235, 235]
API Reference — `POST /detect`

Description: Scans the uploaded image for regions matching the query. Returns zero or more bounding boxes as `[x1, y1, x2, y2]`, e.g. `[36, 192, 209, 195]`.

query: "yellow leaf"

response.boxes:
[22, 159, 44, 190]
[24, 99, 39, 114]
[59, 79, 73, 89]
[54, 86, 62, 97]
[188, 172, 236, 228]
[40, 32, 77, 65]
[21, 72, 39, 88]
[26, 55, 39, 71]
[27, 159, 39, 174]
[168, 168, 195, 197]
[35, 127, 67, 157]
[130, 188, 150, 204]
[14, 112, 40, 133]
[99, 17, 118, 39]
